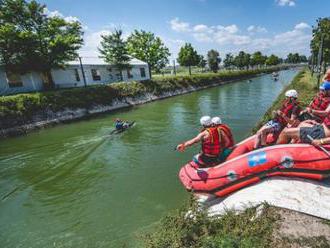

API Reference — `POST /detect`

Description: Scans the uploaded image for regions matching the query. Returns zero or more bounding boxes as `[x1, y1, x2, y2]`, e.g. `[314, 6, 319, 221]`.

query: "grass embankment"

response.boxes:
[141, 69, 330, 248]
[0, 66, 290, 130]
[142, 199, 279, 248]
[253, 68, 317, 133]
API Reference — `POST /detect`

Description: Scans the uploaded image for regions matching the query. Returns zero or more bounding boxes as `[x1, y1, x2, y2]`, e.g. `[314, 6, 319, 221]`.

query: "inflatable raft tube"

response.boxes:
[179, 143, 330, 197]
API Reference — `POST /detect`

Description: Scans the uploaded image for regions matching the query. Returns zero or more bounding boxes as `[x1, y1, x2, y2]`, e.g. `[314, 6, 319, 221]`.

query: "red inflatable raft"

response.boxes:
[179, 143, 330, 197]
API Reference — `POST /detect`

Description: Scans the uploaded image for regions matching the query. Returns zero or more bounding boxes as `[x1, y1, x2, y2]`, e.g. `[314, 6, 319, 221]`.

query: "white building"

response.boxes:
[0, 57, 150, 95]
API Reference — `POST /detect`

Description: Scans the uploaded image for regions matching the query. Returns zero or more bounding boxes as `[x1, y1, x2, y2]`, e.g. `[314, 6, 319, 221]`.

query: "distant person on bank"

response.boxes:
[176, 116, 234, 167]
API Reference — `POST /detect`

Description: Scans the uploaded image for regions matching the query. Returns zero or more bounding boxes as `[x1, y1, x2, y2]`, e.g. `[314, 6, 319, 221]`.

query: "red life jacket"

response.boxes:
[217, 124, 234, 148]
[202, 127, 221, 157]
[277, 98, 300, 126]
[310, 93, 330, 111]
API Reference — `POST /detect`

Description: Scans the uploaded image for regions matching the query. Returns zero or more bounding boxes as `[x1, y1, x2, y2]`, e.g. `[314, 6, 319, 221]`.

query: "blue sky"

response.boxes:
[42, 0, 330, 60]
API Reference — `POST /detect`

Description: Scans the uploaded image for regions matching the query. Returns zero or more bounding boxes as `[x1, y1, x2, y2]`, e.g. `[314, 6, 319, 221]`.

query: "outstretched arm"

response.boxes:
[177, 131, 207, 152]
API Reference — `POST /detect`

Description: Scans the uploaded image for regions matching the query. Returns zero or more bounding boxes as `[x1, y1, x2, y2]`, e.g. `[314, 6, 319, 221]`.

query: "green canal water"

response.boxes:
[0, 69, 298, 247]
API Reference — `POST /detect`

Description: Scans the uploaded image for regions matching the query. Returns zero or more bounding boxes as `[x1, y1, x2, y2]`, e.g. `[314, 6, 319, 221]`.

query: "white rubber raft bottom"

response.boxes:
[198, 177, 330, 220]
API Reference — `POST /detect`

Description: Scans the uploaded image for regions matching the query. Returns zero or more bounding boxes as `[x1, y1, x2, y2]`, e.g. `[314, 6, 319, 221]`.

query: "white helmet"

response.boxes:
[211, 116, 222, 125]
[200, 116, 212, 127]
[285, 89, 298, 98]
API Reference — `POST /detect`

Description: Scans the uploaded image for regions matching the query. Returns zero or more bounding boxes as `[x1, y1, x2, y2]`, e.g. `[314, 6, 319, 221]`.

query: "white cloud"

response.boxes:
[276, 0, 296, 6]
[247, 25, 267, 33]
[43, 8, 81, 23]
[169, 18, 191, 32]
[193, 33, 213, 42]
[193, 24, 212, 33]
[167, 17, 311, 57]
[295, 22, 311, 30]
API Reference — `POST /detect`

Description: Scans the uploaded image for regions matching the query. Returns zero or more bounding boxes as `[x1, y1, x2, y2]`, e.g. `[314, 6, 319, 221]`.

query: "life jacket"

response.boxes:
[201, 127, 221, 157]
[276, 98, 300, 126]
[310, 93, 330, 111]
[217, 124, 234, 148]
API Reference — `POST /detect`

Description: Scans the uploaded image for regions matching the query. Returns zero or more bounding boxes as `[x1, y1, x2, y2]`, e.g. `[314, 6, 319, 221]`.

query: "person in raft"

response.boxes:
[298, 81, 330, 123]
[276, 109, 330, 146]
[115, 118, 129, 131]
[176, 115, 234, 167]
[254, 89, 300, 149]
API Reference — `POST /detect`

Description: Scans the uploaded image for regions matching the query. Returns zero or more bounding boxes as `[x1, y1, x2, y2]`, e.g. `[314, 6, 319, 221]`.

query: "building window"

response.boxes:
[74, 69, 80, 81]
[91, 69, 101, 81]
[127, 69, 133, 79]
[6, 71, 23, 87]
[140, 68, 146, 78]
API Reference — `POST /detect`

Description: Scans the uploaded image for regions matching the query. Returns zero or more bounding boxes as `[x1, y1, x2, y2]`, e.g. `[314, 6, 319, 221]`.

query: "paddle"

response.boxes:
[306, 134, 330, 157]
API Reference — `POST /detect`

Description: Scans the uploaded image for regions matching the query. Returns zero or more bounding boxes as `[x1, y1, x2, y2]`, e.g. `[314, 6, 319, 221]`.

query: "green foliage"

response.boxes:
[265, 54, 280, 66]
[127, 30, 170, 75]
[0, 0, 83, 86]
[233, 51, 251, 69]
[177, 43, 200, 75]
[286, 53, 307, 63]
[98, 29, 131, 81]
[141, 199, 279, 248]
[198, 55, 207, 68]
[310, 17, 330, 64]
[207, 49, 221, 73]
[223, 53, 234, 69]
[251, 51, 267, 68]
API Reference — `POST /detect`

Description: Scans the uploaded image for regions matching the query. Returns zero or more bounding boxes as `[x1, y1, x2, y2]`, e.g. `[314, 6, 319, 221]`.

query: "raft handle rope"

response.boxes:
[307, 135, 330, 157]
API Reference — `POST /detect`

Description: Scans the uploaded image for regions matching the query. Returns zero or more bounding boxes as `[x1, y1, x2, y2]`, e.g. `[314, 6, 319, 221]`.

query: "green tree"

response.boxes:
[265, 54, 280, 66]
[198, 55, 207, 69]
[243, 53, 251, 69]
[99, 29, 130, 81]
[127, 30, 170, 78]
[207, 49, 221, 73]
[251, 51, 266, 68]
[0, 0, 83, 88]
[310, 18, 330, 69]
[223, 53, 234, 70]
[233, 51, 247, 69]
[177, 43, 200, 75]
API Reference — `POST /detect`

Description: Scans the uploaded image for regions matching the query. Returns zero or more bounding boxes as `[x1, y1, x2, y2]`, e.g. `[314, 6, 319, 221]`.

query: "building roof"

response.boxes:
[67, 56, 148, 66]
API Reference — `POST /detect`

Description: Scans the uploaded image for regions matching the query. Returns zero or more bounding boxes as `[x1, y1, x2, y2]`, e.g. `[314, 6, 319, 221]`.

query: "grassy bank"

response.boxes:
[253, 68, 317, 133]
[141, 200, 279, 248]
[0, 66, 291, 130]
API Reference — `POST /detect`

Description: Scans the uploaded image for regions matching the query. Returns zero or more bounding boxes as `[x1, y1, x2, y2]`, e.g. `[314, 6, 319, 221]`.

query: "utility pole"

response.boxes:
[316, 34, 325, 88]
[79, 56, 87, 87]
[173, 60, 176, 76]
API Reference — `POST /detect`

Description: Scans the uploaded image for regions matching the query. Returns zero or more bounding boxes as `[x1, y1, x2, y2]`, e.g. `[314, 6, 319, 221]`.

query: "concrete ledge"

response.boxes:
[202, 177, 330, 220]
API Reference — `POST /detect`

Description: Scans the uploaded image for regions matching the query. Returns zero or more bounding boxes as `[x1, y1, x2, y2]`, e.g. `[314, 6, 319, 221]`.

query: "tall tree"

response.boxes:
[127, 30, 170, 78]
[243, 53, 251, 69]
[265, 54, 280, 66]
[310, 18, 330, 70]
[223, 53, 234, 70]
[207, 49, 221, 73]
[99, 29, 131, 81]
[177, 43, 200, 75]
[251, 51, 266, 68]
[233, 51, 247, 69]
[198, 55, 207, 69]
[0, 0, 83, 88]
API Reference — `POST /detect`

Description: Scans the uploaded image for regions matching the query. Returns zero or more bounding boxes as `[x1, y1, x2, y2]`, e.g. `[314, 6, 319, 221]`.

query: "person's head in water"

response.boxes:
[211, 116, 222, 126]
[200, 116, 212, 128]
